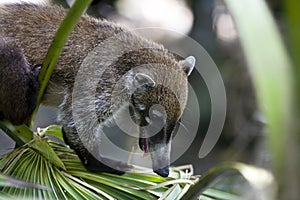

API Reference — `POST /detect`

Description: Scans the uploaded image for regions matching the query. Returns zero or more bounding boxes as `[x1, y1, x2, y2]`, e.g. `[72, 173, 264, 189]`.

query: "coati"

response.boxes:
[0, 3, 195, 177]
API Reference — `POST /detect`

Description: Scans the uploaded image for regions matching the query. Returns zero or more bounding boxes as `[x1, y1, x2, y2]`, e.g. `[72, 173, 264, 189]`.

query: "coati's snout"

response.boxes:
[137, 107, 177, 177]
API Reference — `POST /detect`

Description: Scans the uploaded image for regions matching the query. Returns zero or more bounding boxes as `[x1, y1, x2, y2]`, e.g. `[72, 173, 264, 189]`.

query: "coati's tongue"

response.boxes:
[139, 129, 149, 157]
[141, 138, 149, 157]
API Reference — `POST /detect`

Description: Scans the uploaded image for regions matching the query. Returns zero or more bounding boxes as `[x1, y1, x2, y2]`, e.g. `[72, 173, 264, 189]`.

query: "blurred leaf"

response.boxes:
[284, 0, 300, 197]
[285, 0, 300, 72]
[181, 162, 275, 200]
[224, 0, 296, 198]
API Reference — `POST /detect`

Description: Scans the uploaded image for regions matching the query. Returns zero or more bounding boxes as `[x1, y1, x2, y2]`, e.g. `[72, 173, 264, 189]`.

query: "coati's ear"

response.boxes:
[179, 56, 195, 76]
[133, 73, 156, 88]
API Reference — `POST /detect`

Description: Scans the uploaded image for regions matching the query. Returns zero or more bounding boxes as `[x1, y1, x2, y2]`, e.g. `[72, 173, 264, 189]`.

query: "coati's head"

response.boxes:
[119, 55, 195, 177]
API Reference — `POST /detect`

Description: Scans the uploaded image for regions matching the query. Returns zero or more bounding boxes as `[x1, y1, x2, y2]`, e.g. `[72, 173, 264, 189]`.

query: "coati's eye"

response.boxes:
[136, 103, 146, 111]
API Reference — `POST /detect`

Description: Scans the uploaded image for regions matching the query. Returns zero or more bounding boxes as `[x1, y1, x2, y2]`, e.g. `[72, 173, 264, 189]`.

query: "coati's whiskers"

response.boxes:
[178, 121, 189, 134]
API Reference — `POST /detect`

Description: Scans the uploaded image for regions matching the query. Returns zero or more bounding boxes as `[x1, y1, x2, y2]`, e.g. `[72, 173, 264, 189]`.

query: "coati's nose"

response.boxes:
[154, 166, 169, 177]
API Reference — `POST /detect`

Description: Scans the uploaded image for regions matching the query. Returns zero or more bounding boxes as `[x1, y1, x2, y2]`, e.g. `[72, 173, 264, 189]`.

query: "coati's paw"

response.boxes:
[84, 155, 133, 175]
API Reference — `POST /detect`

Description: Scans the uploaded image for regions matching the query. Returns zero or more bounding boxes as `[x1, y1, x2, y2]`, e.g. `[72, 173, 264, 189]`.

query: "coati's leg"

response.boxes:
[0, 37, 39, 125]
[60, 92, 132, 175]
[62, 127, 131, 175]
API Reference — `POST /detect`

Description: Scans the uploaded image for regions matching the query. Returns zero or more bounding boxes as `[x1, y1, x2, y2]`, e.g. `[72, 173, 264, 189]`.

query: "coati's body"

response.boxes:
[0, 4, 194, 177]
